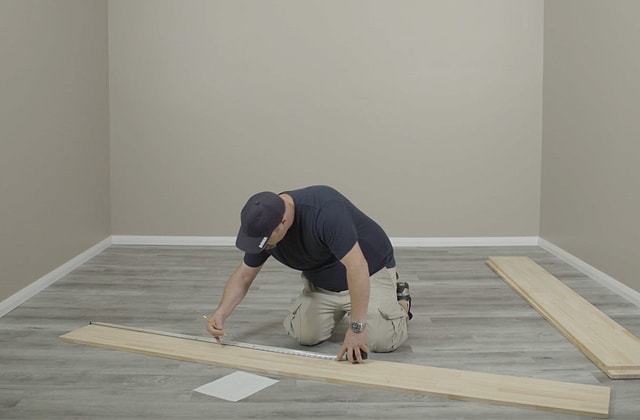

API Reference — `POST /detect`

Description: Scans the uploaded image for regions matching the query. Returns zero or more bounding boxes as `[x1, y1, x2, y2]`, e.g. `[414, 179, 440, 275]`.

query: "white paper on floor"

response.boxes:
[194, 371, 279, 402]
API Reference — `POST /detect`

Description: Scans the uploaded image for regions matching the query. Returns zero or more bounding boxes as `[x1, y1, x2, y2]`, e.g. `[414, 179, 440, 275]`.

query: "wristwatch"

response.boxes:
[350, 321, 367, 333]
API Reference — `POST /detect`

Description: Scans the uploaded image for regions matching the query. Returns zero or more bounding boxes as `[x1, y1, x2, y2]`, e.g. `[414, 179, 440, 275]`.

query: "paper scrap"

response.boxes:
[194, 371, 279, 402]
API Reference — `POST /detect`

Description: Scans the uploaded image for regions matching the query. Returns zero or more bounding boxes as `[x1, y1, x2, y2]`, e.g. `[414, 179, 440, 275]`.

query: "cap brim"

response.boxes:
[235, 229, 269, 254]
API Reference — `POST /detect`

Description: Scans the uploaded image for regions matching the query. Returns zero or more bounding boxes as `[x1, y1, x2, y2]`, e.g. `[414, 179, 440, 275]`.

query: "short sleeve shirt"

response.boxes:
[243, 185, 395, 291]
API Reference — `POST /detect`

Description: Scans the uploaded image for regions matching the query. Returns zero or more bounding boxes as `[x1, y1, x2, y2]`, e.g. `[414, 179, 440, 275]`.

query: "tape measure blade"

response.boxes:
[222, 340, 336, 360]
[90, 322, 336, 360]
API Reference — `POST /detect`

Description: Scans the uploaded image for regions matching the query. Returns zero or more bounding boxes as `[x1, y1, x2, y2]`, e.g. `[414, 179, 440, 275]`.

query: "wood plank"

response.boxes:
[60, 323, 610, 418]
[487, 256, 640, 379]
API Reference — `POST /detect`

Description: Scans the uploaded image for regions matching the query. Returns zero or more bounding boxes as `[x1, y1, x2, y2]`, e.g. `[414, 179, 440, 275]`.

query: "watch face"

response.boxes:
[351, 322, 365, 333]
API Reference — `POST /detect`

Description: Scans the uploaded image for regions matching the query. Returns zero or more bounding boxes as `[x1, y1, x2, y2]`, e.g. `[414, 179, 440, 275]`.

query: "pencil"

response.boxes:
[202, 315, 227, 336]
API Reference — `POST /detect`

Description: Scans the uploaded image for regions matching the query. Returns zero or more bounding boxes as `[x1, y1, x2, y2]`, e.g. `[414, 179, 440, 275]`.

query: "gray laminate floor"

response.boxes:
[1, 245, 640, 419]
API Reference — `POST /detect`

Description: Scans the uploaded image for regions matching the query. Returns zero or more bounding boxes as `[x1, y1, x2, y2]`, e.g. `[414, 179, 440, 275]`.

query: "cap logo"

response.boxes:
[258, 237, 268, 248]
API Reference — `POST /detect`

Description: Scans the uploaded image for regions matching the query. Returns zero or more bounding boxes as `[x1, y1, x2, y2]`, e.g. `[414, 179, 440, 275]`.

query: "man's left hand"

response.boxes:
[337, 329, 369, 363]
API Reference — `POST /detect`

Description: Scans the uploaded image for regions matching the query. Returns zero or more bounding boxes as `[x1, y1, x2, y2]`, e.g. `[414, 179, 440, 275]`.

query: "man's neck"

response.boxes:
[279, 193, 295, 229]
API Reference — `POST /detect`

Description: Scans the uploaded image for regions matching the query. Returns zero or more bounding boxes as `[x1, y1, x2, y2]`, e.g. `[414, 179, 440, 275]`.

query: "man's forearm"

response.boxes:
[214, 279, 247, 319]
[341, 242, 371, 323]
[347, 270, 370, 322]
[214, 263, 259, 320]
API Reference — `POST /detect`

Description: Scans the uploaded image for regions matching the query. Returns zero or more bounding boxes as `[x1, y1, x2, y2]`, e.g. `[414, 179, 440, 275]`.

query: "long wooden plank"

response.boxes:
[60, 323, 610, 417]
[487, 256, 640, 379]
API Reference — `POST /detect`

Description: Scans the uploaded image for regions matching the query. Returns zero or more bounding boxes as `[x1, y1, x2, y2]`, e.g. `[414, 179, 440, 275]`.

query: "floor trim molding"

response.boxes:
[391, 236, 539, 247]
[0, 237, 112, 318]
[538, 237, 640, 308]
[111, 235, 540, 247]
[111, 235, 236, 246]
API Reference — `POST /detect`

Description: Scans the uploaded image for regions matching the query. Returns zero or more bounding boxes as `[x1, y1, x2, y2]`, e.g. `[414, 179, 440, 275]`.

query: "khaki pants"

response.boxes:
[283, 267, 408, 352]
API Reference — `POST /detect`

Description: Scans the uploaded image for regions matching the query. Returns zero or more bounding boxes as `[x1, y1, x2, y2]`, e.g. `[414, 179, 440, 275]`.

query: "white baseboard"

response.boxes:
[111, 235, 236, 246]
[111, 235, 539, 248]
[0, 237, 112, 318]
[391, 236, 539, 247]
[538, 237, 640, 308]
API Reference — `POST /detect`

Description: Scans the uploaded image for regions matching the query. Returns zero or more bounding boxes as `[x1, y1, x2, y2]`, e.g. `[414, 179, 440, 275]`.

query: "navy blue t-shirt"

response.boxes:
[243, 185, 395, 292]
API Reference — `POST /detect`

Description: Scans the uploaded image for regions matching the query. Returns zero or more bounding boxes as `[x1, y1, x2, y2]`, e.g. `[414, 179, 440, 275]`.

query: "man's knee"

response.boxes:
[286, 319, 328, 346]
[296, 329, 326, 346]
[367, 332, 405, 353]
[284, 310, 331, 346]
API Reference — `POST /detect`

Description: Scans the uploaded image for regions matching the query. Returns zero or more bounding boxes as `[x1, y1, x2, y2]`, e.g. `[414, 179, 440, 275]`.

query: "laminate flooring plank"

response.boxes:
[60, 323, 610, 417]
[2, 246, 640, 419]
[487, 256, 640, 378]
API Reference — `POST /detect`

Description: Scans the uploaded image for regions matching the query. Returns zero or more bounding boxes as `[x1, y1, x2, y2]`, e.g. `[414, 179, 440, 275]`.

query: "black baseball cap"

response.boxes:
[235, 191, 285, 253]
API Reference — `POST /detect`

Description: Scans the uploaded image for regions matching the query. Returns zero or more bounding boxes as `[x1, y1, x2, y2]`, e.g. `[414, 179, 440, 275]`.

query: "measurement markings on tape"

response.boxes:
[89, 322, 336, 361]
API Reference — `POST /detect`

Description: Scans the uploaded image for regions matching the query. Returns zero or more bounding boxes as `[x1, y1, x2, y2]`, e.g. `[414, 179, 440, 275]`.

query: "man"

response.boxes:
[206, 185, 412, 363]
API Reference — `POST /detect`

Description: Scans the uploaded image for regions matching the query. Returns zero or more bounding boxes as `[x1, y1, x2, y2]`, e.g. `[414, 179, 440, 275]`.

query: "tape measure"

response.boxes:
[90, 321, 337, 361]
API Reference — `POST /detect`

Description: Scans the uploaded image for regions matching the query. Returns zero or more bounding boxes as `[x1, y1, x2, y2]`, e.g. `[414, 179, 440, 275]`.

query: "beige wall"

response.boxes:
[3, 0, 638, 302]
[0, 1, 111, 302]
[109, 0, 544, 238]
[541, 1, 640, 291]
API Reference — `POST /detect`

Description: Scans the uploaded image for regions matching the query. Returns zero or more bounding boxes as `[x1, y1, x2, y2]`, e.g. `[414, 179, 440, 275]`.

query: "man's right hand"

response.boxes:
[204, 315, 226, 342]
